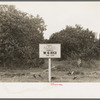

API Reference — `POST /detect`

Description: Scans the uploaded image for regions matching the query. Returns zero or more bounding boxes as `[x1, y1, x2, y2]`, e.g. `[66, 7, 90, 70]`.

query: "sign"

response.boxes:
[39, 44, 61, 58]
[39, 44, 61, 82]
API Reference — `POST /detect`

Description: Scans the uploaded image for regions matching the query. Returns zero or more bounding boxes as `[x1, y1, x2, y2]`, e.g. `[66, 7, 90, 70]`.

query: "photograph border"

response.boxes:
[0, 0, 100, 99]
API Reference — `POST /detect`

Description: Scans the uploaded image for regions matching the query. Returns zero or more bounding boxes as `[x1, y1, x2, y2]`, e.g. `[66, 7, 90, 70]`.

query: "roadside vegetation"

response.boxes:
[0, 5, 100, 82]
[0, 5, 46, 68]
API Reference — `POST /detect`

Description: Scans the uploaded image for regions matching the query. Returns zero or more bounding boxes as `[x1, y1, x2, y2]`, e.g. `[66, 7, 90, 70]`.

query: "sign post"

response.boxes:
[39, 44, 61, 82]
[48, 58, 51, 82]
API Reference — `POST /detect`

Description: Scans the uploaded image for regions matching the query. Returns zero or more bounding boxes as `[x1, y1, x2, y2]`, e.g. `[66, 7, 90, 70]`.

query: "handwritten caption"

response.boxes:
[51, 83, 63, 86]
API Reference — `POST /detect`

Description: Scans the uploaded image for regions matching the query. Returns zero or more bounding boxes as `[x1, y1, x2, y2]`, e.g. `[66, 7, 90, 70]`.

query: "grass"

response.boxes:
[0, 59, 100, 82]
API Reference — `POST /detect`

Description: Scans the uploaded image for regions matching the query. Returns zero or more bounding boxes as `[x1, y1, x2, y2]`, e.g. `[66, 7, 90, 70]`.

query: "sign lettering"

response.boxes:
[39, 44, 61, 58]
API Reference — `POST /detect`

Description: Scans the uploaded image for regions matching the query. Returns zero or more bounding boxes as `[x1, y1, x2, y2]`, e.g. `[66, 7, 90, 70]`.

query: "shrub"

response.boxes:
[0, 5, 46, 68]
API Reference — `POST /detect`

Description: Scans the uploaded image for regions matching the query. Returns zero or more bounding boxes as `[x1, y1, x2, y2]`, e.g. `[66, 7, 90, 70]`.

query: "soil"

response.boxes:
[0, 60, 100, 82]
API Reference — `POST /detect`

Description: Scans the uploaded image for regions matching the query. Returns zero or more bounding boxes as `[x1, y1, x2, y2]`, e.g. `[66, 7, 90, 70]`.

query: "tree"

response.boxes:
[0, 5, 46, 67]
[49, 25, 97, 60]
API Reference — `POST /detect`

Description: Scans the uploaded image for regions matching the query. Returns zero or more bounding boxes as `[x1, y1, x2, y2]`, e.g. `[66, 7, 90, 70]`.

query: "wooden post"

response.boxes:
[48, 58, 51, 82]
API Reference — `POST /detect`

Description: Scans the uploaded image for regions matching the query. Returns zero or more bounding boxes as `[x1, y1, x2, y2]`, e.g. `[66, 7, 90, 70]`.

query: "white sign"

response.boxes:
[39, 43, 61, 82]
[39, 44, 61, 58]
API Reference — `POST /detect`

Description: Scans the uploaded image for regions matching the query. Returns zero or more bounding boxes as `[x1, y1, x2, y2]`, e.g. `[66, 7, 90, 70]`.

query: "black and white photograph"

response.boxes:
[0, 1, 100, 82]
[0, 1, 100, 98]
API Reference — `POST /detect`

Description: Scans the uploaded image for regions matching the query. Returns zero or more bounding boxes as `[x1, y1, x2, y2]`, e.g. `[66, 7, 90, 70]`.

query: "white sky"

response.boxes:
[0, 2, 100, 39]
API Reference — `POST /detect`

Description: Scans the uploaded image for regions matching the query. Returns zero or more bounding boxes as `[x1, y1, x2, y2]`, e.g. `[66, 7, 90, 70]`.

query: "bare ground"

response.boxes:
[0, 60, 100, 82]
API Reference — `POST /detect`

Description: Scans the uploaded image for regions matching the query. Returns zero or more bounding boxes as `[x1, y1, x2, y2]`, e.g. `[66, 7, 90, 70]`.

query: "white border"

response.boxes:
[0, 1, 100, 98]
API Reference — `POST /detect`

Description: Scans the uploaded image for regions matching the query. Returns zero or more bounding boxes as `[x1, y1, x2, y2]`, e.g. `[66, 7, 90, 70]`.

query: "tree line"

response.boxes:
[49, 25, 100, 61]
[0, 5, 100, 68]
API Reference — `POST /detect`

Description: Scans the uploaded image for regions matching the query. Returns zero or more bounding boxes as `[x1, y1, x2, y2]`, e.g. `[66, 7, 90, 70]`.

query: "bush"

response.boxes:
[49, 25, 98, 61]
[0, 5, 46, 68]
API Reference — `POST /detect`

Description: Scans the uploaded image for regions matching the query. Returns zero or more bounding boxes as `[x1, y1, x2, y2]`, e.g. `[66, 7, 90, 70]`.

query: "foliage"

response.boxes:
[0, 5, 46, 67]
[49, 24, 99, 60]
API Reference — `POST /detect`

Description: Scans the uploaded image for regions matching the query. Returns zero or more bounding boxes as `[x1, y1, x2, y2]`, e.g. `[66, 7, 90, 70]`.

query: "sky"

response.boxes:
[0, 2, 100, 39]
